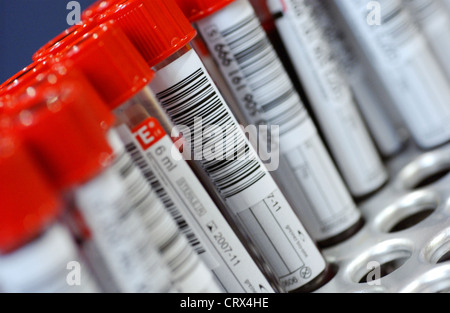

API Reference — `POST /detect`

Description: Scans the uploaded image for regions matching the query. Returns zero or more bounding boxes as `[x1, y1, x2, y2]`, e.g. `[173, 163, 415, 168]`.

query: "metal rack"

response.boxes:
[318, 141, 450, 293]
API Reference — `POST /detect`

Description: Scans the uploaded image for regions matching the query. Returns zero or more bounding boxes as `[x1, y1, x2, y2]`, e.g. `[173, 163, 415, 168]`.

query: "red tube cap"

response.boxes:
[175, 0, 235, 22]
[61, 20, 154, 110]
[81, 0, 120, 21]
[102, 0, 197, 67]
[32, 21, 97, 62]
[1, 72, 113, 189]
[0, 135, 60, 253]
[0, 59, 114, 132]
[0, 60, 51, 99]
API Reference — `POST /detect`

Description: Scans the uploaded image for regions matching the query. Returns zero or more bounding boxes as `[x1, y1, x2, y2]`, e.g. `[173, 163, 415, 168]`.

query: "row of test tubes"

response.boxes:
[0, 0, 449, 293]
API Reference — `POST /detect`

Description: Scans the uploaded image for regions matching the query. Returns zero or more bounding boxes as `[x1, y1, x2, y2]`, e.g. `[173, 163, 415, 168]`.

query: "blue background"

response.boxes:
[0, 0, 97, 84]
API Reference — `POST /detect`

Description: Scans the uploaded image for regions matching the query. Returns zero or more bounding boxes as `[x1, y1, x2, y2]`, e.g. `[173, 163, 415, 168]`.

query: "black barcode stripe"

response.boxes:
[111, 147, 206, 283]
[378, 1, 416, 45]
[109, 152, 142, 219]
[125, 141, 206, 255]
[156, 67, 266, 199]
[80, 149, 174, 292]
[382, 6, 402, 24]
[413, 0, 438, 20]
[261, 88, 295, 112]
[158, 69, 203, 100]
[222, 14, 254, 37]
[167, 240, 200, 279]
[246, 57, 282, 90]
[219, 13, 305, 135]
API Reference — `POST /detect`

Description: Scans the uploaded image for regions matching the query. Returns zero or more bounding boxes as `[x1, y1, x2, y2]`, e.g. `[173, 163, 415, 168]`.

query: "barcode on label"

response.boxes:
[112, 146, 218, 292]
[409, 0, 439, 20]
[156, 67, 266, 199]
[206, 13, 307, 135]
[374, 0, 417, 46]
[125, 140, 206, 256]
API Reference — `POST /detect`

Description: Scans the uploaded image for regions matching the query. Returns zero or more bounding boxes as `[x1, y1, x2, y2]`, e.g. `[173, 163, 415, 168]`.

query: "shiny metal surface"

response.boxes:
[317, 141, 450, 293]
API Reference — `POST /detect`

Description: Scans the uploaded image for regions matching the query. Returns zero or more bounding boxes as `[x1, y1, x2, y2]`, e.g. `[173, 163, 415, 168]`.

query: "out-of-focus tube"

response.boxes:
[177, 0, 364, 247]
[104, 0, 330, 292]
[405, 0, 450, 80]
[2, 68, 176, 293]
[328, 0, 450, 150]
[0, 137, 101, 293]
[266, 0, 388, 196]
[305, 0, 408, 158]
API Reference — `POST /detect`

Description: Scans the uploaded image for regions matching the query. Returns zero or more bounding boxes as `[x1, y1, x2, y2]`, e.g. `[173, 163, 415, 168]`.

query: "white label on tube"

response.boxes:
[308, 0, 406, 157]
[0, 225, 100, 293]
[107, 129, 222, 293]
[406, 0, 450, 79]
[75, 158, 174, 293]
[265, 0, 387, 196]
[116, 122, 274, 293]
[228, 183, 327, 291]
[150, 48, 326, 291]
[194, 0, 361, 239]
[332, 0, 450, 148]
[279, 120, 362, 239]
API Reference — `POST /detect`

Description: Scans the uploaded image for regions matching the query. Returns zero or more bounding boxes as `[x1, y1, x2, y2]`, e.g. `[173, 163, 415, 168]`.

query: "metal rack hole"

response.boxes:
[424, 229, 450, 265]
[401, 266, 450, 293]
[397, 149, 450, 190]
[375, 191, 439, 233]
[348, 240, 413, 284]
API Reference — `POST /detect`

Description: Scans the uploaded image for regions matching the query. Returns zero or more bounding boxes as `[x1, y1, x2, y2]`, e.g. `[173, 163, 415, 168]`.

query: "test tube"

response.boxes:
[32, 21, 96, 62]
[100, 0, 331, 292]
[60, 24, 224, 293]
[327, 0, 450, 150]
[261, 0, 388, 196]
[404, 0, 450, 80]
[0, 136, 100, 293]
[1, 65, 176, 293]
[173, 0, 364, 245]
[258, 0, 407, 158]
[48, 19, 279, 293]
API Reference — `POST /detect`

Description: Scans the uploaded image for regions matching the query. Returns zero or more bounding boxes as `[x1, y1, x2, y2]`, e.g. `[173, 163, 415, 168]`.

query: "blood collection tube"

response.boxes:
[256, 0, 388, 196]
[100, 0, 331, 292]
[0, 135, 100, 293]
[1, 66, 176, 293]
[48, 19, 278, 293]
[295, 0, 408, 158]
[51, 22, 221, 293]
[259, 0, 403, 159]
[327, 0, 450, 150]
[32, 22, 96, 62]
[404, 0, 450, 79]
[173, 0, 364, 245]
